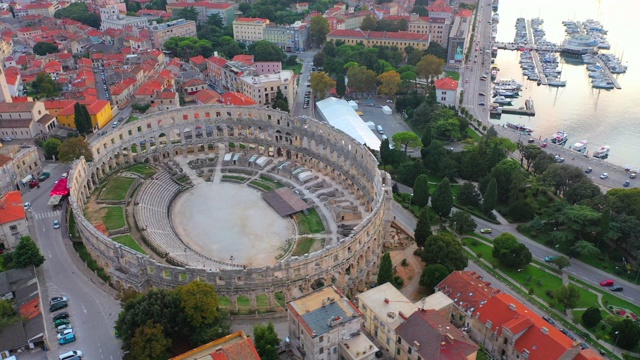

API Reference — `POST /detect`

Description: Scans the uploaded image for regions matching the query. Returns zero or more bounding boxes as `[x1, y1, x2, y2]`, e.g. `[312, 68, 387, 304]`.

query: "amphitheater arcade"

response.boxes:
[68, 105, 392, 309]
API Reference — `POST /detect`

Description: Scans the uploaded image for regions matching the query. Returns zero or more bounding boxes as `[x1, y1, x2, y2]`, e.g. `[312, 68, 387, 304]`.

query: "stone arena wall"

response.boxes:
[68, 105, 391, 306]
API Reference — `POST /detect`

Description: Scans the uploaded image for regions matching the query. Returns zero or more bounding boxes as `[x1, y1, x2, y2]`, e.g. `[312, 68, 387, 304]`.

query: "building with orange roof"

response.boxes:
[170, 331, 260, 360]
[220, 92, 256, 106]
[193, 89, 221, 105]
[0, 191, 28, 249]
[4, 67, 21, 97]
[166, 2, 235, 25]
[44, 99, 114, 130]
[233, 17, 270, 44]
[182, 78, 207, 95]
[110, 78, 137, 107]
[14, 2, 56, 18]
[434, 77, 459, 106]
[471, 293, 593, 360]
[326, 29, 431, 50]
[436, 271, 501, 327]
[151, 91, 179, 112]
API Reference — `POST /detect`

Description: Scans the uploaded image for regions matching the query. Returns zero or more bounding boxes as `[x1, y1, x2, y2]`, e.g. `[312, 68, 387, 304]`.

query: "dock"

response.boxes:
[499, 98, 535, 116]
[595, 57, 622, 89]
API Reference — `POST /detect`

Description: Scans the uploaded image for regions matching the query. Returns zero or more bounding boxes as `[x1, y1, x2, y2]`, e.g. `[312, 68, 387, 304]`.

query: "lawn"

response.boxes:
[112, 234, 147, 255]
[570, 277, 640, 318]
[219, 296, 232, 308]
[283, 63, 303, 74]
[237, 295, 250, 308]
[102, 206, 126, 230]
[445, 71, 460, 81]
[222, 175, 246, 182]
[275, 292, 285, 307]
[256, 294, 269, 308]
[292, 237, 318, 256]
[259, 176, 284, 188]
[466, 127, 482, 140]
[294, 209, 325, 234]
[100, 176, 136, 201]
[127, 164, 156, 177]
[126, 116, 138, 123]
[250, 180, 275, 191]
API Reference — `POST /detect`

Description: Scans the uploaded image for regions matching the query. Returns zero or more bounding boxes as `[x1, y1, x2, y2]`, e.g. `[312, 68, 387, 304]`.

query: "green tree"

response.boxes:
[550, 255, 571, 270]
[309, 16, 330, 47]
[482, 177, 497, 215]
[27, 72, 62, 99]
[42, 138, 62, 160]
[412, 174, 430, 208]
[177, 281, 220, 328]
[415, 54, 444, 82]
[424, 41, 447, 60]
[253, 322, 280, 360]
[554, 284, 581, 310]
[54, 3, 101, 28]
[125, 321, 171, 360]
[492, 233, 532, 268]
[346, 65, 377, 95]
[377, 252, 393, 285]
[248, 40, 285, 62]
[610, 319, 640, 350]
[431, 178, 453, 218]
[419, 264, 449, 292]
[13, 236, 45, 268]
[414, 207, 432, 248]
[272, 88, 289, 112]
[336, 74, 346, 97]
[360, 14, 377, 30]
[421, 233, 467, 272]
[571, 239, 600, 257]
[456, 182, 481, 208]
[33, 42, 58, 56]
[173, 6, 198, 22]
[380, 138, 391, 167]
[411, 5, 429, 16]
[57, 137, 93, 162]
[74, 102, 92, 134]
[392, 131, 422, 154]
[581, 307, 602, 328]
[450, 210, 477, 234]
[310, 72, 335, 100]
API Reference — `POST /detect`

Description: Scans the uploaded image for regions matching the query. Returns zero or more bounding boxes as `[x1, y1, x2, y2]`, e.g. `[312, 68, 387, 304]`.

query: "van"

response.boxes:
[376, 125, 384, 134]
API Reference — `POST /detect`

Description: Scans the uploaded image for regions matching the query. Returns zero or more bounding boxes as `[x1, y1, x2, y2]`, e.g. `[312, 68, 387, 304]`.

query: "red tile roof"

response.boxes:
[221, 92, 256, 106]
[328, 29, 430, 41]
[436, 271, 500, 312]
[475, 294, 578, 360]
[208, 55, 228, 67]
[190, 55, 207, 65]
[434, 77, 458, 90]
[183, 78, 206, 88]
[231, 54, 254, 65]
[194, 89, 221, 104]
[235, 17, 269, 23]
[0, 191, 27, 225]
[170, 1, 234, 9]
[156, 91, 177, 99]
[427, 0, 453, 13]
[0, 154, 12, 167]
[457, 9, 473, 17]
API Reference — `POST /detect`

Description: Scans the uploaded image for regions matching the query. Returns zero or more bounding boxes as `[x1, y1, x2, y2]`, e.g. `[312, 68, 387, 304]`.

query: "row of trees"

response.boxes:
[54, 3, 101, 29]
[42, 136, 93, 162]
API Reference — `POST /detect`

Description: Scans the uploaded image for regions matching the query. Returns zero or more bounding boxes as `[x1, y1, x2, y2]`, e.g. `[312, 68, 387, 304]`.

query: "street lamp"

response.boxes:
[409, 193, 414, 210]
[614, 331, 620, 353]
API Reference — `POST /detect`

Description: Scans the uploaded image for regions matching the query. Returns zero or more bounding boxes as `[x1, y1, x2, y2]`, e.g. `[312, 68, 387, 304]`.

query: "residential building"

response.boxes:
[100, 5, 149, 31]
[238, 70, 295, 107]
[230, 54, 282, 75]
[0, 39, 13, 64]
[0, 154, 18, 195]
[326, 30, 431, 51]
[193, 89, 221, 105]
[287, 286, 377, 360]
[206, 55, 254, 93]
[425, 0, 454, 48]
[166, 2, 235, 25]
[44, 99, 113, 131]
[434, 77, 458, 107]
[233, 17, 269, 44]
[395, 309, 478, 360]
[0, 145, 42, 189]
[356, 282, 418, 355]
[436, 271, 500, 327]
[170, 330, 260, 360]
[182, 78, 207, 95]
[0, 101, 57, 139]
[413, 291, 454, 320]
[447, 14, 473, 64]
[0, 191, 28, 250]
[148, 19, 197, 48]
[264, 21, 309, 52]
[470, 293, 590, 360]
[408, 14, 430, 34]
[14, 2, 56, 18]
[151, 91, 179, 112]
[0, 67, 13, 103]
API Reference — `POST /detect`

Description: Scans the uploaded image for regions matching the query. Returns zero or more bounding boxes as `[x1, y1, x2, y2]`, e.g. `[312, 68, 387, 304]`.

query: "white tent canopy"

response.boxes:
[316, 97, 381, 150]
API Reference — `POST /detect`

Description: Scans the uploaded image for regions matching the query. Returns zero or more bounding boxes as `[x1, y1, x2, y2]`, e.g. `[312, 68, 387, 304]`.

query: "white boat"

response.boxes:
[593, 145, 610, 159]
[592, 81, 614, 89]
[551, 131, 569, 145]
[571, 140, 588, 152]
[493, 96, 512, 105]
[547, 79, 567, 87]
[494, 90, 517, 97]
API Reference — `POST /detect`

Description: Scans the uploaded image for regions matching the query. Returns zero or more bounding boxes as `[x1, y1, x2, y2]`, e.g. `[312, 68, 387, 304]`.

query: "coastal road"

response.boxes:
[23, 164, 123, 360]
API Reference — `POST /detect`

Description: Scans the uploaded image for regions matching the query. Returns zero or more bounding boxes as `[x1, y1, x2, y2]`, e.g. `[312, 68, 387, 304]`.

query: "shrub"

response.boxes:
[401, 258, 408, 267]
[546, 290, 554, 299]
[476, 252, 483, 259]
[470, 239, 480, 246]
[528, 287, 534, 295]
[413, 248, 422, 257]
[392, 275, 404, 289]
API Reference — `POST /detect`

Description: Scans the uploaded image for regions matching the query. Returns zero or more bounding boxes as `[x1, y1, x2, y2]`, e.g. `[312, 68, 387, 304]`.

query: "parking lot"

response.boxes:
[351, 96, 416, 153]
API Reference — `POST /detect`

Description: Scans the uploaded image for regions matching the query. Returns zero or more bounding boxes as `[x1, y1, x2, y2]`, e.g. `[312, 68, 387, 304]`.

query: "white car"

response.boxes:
[57, 328, 74, 340]
[1, 136, 12, 142]
[59, 350, 83, 360]
[600, 173, 609, 179]
[23, 202, 31, 210]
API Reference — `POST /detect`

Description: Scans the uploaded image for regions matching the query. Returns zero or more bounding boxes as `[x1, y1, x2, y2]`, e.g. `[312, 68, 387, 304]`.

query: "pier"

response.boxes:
[595, 57, 622, 89]
[492, 98, 535, 116]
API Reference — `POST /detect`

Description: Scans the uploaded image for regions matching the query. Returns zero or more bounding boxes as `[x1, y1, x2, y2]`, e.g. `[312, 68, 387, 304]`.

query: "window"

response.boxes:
[319, 336, 323, 343]
[319, 347, 323, 354]
[408, 347, 412, 354]
[9, 225, 17, 231]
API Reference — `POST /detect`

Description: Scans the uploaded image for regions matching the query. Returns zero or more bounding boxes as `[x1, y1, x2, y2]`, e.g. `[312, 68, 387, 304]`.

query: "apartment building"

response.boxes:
[326, 30, 431, 50]
[0, 145, 41, 191]
[166, 2, 235, 25]
[287, 286, 378, 360]
[238, 70, 295, 106]
[0, 191, 29, 250]
[264, 21, 308, 52]
[434, 77, 458, 107]
[149, 19, 197, 49]
[100, 5, 149, 31]
[447, 14, 473, 64]
[14, 2, 56, 18]
[233, 17, 269, 44]
[0, 101, 57, 140]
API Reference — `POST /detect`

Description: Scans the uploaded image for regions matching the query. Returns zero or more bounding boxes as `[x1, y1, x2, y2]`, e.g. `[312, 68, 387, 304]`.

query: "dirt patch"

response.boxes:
[83, 202, 107, 223]
[394, 260, 415, 285]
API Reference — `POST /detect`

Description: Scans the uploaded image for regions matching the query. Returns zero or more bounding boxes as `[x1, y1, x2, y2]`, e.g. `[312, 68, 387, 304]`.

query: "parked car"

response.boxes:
[54, 318, 70, 327]
[2, 136, 12, 142]
[53, 311, 69, 321]
[631, 173, 637, 179]
[540, 142, 548, 148]
[57, 328, 74, 340]
[112, 121, 119, 128]
[610, 285, 623, 292]
[544, 256, 557, 263]
[38, 172, 51, 181]
[624, 181, 631, 187]
[57, 324, 72, 333]
[59, 333, 76, 345]
[50, 296, 68, 305]
[599, 279, 614, 287]
[600, 173, 608, 179]
[59, 350, 83, 360]
[29, 180, 40, 188]
[53, 220, 61, 229]
[23, 202, 31, 210]
[479, 102, 486, 106]
[542, 316, 555, 325]
[49, 301, 68, 312]
[585, 167, 593, 173]
[480, 228, 492, 234]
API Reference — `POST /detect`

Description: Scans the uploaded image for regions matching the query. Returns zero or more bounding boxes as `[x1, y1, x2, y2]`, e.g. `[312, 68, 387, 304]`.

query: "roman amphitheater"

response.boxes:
[68, 105, 391, 310]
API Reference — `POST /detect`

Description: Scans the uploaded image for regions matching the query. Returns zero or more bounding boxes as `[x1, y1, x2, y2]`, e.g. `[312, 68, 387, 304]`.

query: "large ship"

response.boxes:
[561, 34, 598, 55]
[593, 145, 611, 159]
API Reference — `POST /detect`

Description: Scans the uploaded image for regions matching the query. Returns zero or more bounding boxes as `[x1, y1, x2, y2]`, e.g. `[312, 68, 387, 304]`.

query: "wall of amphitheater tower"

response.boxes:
[68, 105, 391, 306]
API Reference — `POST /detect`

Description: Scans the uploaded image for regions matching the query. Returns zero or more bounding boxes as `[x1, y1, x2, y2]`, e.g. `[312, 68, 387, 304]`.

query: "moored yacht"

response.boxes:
[493, 96, 512, 105]
[551, 131, 569, 145]
[571, 140, 588, 152]
[593, 145, 610, 159]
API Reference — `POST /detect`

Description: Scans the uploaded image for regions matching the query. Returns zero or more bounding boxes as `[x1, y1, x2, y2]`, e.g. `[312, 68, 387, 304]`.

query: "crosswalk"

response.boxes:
[32, 210, 61, 220]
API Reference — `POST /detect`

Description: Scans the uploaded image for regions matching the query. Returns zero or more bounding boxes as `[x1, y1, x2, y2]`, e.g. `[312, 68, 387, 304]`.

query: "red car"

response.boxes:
[600, 279, 614, 287]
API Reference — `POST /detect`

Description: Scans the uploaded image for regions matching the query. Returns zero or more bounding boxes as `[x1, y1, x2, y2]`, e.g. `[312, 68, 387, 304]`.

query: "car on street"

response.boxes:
[527, 138, 535, 143]
[57, 328, 75, 340]
[624, 180, 631, 187]
[59, 350, 83, 360]
[585, 167, 592, 173]
[59, 333, 76, 345]
[540, 142, 548, 148]
[23, 202, 31, 210]
[544, 256, 557, 262]
[61, 172, 68, 178]
[479, 102, 485, 106]
[53, 220, 61, 229]
[38, 172, 51, 181]
[631, 173, 637, 179]
[112, 121, 119, 128]
[600, 279, 614, 287]
[610, 285, 623, 292]
[480, 228, 492, 234]
[542, 315, 555, 325]
[53, 311, 69, 321]
[50, 296, 68, 305]
[49, 301, 68, 312]
[559, 328, 576, 340]
[479, 92, 485, 96]
[555, 157, 565, 163]
[2, 136, 12, 141]
[57, 324, 72, 333]
[54, 318, 70, 327]
[600, 173, 608, 179]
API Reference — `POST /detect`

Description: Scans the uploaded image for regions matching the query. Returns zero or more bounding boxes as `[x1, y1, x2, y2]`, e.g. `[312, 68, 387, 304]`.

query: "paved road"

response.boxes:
[292, 50, 318, 118]
[23, 163, 123, 360]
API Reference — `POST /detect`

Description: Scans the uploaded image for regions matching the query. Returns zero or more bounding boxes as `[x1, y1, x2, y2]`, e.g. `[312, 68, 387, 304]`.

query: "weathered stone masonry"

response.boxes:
[68, 105, 391, 307]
